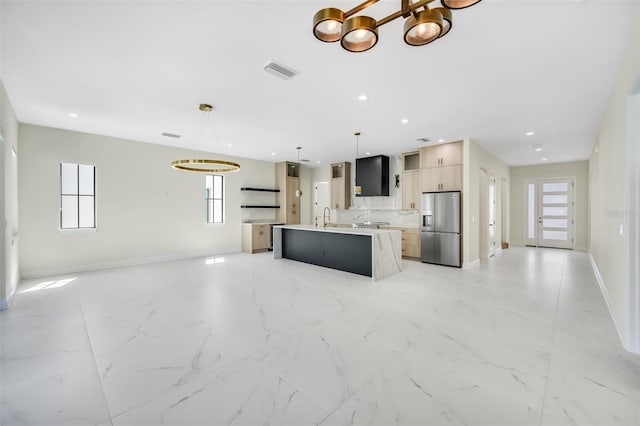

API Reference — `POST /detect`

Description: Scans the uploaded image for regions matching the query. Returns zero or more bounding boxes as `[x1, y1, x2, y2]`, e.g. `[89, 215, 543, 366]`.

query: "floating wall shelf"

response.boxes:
[240, 205, 281, 209]
[241, 187, 280, 192]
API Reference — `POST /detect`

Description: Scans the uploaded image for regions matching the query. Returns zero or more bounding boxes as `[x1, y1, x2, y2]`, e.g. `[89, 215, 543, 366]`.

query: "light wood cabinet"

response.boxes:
[402, 170, 420, 209]
[330, 162, 351, 210]
[275, 162, 300, 224]
[420, 141, 462, 192]
[421, 165, 462, 192]
[420, 141, 462, 169]
[401, 228, 420, 259]
[402, 152, 421, 210]
[241, 223, 270, 253]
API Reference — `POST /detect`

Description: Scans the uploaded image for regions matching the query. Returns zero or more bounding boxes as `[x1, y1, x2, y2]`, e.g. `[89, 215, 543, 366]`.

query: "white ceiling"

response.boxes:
[1, 0, 638, 167]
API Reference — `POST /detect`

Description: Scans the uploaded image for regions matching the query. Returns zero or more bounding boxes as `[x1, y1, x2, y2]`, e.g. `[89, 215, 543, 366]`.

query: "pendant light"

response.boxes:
[295, 146, 303, 198]
[354, 132, 362, 195]
[171, 104, 240, 173]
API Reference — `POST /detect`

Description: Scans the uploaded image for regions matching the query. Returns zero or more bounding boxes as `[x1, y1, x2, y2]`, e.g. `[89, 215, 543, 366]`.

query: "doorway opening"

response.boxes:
[314, 181, 329, 225]
[524, 178, 575, 249]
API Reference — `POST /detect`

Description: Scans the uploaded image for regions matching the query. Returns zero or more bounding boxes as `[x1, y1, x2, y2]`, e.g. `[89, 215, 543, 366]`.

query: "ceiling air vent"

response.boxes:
[263, 60, 298, 80]
[416, 137, 430, 143]
[162, 132, 182, 139]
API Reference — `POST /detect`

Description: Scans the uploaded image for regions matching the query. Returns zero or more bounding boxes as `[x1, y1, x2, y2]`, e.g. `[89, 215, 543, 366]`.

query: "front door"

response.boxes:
[525, 178, 574, 249]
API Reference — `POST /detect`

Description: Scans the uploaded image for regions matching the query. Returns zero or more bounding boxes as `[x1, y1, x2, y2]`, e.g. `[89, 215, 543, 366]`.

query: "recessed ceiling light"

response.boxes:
[401, 118, 409, 124]
[438, 138, 445, 143]
[227, 144, 233, 147]
[366, 152, 371, 155]
[535, 147, 543, 152]
[316, 161, 321, 164]
[542, 158, 548, 161]
[526, 131, 535, 136]
[68, 113, 78, 118]
[271, 152, 276, 156]
[358, 94, 368, 101]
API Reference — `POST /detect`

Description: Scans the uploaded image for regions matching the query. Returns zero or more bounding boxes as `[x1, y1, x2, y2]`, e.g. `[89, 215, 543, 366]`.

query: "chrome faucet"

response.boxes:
[323, 207, 331, 227]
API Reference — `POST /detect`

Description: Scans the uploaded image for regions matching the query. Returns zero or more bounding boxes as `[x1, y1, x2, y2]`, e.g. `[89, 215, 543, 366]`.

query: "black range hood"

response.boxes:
[355, 155, 389, 197]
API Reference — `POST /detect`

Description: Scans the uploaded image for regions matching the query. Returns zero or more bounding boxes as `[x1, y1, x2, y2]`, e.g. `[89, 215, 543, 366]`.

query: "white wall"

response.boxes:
[18, 124, 276, 278]
[589, 16, 640, 352]
[510, 161, 589, 251]
[0, 79, 19, 309]
[462, 139, 510, 268]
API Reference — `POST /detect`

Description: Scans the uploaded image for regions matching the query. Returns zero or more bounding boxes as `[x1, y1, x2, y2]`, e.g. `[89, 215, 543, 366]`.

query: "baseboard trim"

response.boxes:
[463, 259, 480, 270]
[20, 249, 240, 280]
[589, 252, 630, 352]
[0, 274, 19, 310]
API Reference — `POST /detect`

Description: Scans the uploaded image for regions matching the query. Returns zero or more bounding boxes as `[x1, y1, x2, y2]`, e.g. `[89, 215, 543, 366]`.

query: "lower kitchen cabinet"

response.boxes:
[241, 223, 270, 254]
[401, 228, 420, 259]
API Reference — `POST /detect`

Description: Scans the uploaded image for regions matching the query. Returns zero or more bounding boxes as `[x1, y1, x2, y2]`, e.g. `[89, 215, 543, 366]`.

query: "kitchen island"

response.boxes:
[273, 224, 402, 281]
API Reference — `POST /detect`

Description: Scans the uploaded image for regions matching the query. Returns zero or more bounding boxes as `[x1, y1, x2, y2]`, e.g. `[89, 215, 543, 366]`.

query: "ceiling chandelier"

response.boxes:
[171, 104, 241, 173]
[312, 0, 482, 53]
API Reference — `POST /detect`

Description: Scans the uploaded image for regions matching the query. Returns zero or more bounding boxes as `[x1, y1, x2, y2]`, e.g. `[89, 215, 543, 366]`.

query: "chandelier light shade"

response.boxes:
[313, 8, 345, 42]
[171, 104, 241, 174]
[341, 16, 378, 52]
[434, 7, 453, 37]
[404, 8, 443, 46]
[312, 0, 481, 52]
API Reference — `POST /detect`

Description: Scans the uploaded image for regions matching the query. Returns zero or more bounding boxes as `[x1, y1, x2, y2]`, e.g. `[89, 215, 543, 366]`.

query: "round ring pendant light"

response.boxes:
[171, 104, 240, 174]
[171, 159, 240, 173]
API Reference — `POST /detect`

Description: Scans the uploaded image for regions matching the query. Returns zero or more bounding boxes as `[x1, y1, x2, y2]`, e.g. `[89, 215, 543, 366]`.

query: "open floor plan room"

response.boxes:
[2, 248, 638, 426]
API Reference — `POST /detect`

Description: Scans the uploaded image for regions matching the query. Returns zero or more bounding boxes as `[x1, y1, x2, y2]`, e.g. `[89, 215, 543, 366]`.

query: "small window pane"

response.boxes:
[543, 230, 568, 241]
[206, 175, 213, 191]
[61, 196, 79, 228]
[543, 218, 568, 229]
[213, 200, 223, 223]
[543, 206, 568, 217]
[213, 175, 222, 196]
[543, 182, 568, 192]
[543, 195, 568, 204]
[79, 196, 95, 228]
[78, 165, 94, 195]
[207, 199, 214, 223]
[61, 163, 78, 194]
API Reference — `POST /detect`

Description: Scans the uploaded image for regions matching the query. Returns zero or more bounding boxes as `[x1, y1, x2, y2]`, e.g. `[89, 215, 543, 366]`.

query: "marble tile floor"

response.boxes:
[1, 247, 639, 426]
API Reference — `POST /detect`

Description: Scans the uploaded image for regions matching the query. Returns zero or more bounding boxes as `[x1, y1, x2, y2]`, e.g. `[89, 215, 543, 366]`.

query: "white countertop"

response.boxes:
[275, 224, 400, 236]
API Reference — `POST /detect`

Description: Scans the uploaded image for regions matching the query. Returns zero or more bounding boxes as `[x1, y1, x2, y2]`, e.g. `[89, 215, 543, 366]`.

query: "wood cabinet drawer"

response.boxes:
[401, 233, 419, 246]
[402, 245, 420, 258]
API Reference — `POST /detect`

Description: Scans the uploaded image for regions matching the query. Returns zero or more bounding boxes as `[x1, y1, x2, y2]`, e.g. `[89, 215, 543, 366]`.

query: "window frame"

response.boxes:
[205, 174, 224, 224]
[60, 162, 96, 230]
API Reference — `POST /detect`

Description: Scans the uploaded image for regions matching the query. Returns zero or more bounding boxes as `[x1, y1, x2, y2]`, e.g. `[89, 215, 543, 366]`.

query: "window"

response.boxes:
[60, 163, 95, 229]
[206, 174, 224, 223]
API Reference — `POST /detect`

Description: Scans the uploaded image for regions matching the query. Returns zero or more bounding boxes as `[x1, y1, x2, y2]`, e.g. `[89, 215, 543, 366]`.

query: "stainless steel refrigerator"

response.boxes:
[420, 191, 461, 267]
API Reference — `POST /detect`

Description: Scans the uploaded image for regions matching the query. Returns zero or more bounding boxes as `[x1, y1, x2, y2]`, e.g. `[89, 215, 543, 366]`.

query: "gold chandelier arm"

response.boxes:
[376, 0, 435, 27]
[344, 0, 379, 18]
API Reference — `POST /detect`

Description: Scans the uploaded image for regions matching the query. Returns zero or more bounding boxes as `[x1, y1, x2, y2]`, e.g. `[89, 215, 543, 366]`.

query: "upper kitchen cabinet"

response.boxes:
[330, 162, 351, 210]
[275, 161, 300, 224]
[421, 141, 462, 169]
[420, 141, 463, 192]
[402, 152, 420, 209]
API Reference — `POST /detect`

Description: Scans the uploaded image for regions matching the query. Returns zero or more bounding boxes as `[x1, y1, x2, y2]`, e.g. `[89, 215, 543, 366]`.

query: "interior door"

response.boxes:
[525, 178, 574, 249]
